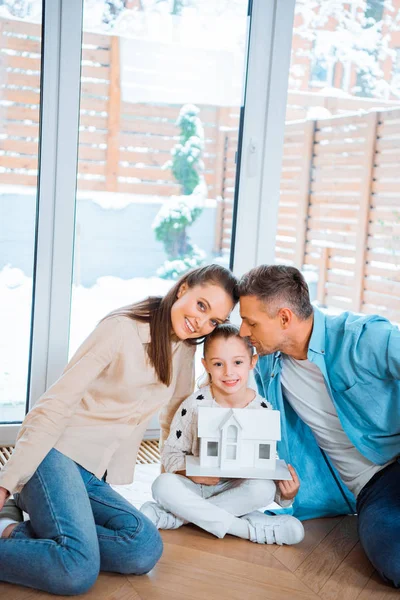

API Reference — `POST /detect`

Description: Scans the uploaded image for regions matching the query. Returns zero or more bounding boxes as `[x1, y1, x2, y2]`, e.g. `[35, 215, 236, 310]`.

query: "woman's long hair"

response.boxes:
[107, 264, 238, 386]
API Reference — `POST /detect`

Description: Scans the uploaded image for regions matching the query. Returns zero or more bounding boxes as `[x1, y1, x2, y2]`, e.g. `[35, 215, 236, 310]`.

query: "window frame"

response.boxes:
[0, 0, 83, 444]
[0, 0, 296, 444]
[232, 0, 296, 276]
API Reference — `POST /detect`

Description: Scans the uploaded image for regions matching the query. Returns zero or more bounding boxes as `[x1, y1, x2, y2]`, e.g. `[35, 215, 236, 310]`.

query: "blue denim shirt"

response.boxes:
[255, 307, 400, 520]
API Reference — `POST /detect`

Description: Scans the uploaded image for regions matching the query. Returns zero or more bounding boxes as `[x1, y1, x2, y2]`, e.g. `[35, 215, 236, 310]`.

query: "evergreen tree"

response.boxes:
[152, 104, 206, 279]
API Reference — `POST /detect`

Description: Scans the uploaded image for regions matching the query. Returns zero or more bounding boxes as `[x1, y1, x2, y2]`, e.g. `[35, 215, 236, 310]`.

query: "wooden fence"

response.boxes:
[284, 90, 400, 122]
[276, 107, 400, 323]
[1, 17, 400, 321]
[0, 19, 240, 200]
[1, 17, 394, 199]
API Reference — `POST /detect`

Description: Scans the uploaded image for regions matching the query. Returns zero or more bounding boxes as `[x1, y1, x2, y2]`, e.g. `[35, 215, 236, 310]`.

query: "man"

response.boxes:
[238, 264, 399, 588]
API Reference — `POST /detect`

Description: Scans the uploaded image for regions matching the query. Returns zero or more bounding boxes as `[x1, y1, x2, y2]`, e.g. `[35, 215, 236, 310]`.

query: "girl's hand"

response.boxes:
[187, 475, 220, 486]
[277, 464, 300, 500]
[0, 486, 10, 511]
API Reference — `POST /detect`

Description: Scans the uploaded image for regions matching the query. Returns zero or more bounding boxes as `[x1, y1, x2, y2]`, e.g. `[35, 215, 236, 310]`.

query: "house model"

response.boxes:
[185, 407, 291, 480]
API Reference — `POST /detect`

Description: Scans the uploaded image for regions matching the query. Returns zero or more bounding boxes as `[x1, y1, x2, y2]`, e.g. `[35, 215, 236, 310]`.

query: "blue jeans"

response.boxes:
[357, 458, 400, 588]
[0, 449, 163, 595]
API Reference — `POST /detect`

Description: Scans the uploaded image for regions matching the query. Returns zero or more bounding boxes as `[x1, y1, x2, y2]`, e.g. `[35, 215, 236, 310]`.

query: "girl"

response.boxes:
[141, 324, 304, 546]
[0, 264, 237, 595]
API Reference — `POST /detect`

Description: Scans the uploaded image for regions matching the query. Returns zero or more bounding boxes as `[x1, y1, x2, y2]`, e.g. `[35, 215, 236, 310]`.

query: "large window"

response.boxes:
[276, 0, 400, 324]
[0, 3, 43, 423]
[69, 0, 250, 356]
[0, 1, 330, 443]
[0, 1, 288, 445]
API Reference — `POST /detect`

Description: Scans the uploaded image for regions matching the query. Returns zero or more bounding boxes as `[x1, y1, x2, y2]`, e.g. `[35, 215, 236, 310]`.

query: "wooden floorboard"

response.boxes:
[318, 542, 375, 600]
[0, 516, 398, 599]
[357, 572, 400, 600]
[130, 539, 319, 600]
[161, 525, 285, 567]
[273, 516, 344, 572]
[293, 515, 360, 594]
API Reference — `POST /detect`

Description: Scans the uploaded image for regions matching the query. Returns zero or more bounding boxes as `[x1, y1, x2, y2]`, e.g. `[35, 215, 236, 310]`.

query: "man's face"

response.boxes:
[239, 295, 285, 356]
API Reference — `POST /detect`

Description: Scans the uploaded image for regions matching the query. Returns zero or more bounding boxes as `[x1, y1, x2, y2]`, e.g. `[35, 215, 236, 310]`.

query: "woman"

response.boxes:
[0, 264, 237, 595]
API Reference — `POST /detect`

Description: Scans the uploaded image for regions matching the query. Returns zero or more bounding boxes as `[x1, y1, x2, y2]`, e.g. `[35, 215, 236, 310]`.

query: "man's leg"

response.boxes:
[357, 460, 400, 588]
[86, 475, 163, 575]
[0, 449, 100, 595]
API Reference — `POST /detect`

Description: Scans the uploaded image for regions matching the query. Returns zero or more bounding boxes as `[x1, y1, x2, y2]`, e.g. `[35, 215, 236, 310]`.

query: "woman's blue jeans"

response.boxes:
[0, 448, 163, 595]
[357, 458, 400, 588]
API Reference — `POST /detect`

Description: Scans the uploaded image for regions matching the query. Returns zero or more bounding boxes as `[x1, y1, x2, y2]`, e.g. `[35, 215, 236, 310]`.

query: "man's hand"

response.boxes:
[186, 476, 220, 486]
[277, 464, 300, 501]
[0, 486, 10, 511]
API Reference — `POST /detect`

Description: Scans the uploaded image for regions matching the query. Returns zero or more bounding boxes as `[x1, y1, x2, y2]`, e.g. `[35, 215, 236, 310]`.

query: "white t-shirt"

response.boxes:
[280, 354, 389, 497]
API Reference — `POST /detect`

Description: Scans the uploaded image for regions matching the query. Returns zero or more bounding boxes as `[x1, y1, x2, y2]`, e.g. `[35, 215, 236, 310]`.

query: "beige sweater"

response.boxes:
[0, 316, 195, 494]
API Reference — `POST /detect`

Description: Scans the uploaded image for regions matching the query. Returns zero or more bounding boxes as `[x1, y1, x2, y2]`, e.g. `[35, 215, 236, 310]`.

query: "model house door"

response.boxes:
[220, 424, 239, 469]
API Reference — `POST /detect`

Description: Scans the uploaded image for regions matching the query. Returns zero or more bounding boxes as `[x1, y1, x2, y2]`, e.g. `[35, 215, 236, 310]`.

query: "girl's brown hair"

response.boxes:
[107, 264, 238, 386]
[203, 323, 253, 359]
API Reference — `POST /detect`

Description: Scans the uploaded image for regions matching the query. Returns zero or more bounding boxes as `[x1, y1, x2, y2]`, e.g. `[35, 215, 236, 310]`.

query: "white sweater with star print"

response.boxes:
[161, 385, 292, 507]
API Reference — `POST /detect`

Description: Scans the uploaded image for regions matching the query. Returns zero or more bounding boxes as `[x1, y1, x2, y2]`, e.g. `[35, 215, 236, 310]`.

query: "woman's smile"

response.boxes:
[184, 317, 196, 334]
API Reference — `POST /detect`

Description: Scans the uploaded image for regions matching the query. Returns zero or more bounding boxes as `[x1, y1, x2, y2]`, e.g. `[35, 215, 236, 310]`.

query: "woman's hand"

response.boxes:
[0, 486, 10, 510]
[186, 475, 220, 486]
[277, 464, 300, 500]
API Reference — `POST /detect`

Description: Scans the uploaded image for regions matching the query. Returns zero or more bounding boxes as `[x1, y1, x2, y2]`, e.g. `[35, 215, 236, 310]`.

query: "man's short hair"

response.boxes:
[238, 265, 313, 320]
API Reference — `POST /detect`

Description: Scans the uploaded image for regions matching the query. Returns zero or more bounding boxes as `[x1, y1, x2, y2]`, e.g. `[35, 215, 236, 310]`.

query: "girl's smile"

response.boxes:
[202, 336, 258, 408]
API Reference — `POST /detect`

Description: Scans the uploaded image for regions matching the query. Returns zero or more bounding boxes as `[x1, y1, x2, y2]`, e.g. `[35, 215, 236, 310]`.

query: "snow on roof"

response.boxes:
[198, 407, 281, 441]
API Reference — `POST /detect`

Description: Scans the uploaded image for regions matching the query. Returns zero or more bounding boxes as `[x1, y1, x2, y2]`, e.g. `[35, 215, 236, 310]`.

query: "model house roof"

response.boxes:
[198, 407, 281, 441]
[218, 410, 243, 431]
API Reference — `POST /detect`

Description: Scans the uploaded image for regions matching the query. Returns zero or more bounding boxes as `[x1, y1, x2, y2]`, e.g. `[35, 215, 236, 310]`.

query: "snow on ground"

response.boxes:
[0, 267, 33, 421]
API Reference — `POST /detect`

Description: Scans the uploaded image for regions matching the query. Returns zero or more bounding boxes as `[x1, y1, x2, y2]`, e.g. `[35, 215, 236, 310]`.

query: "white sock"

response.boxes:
[227, 516, 251, 540]
[0, 518, 17, 538]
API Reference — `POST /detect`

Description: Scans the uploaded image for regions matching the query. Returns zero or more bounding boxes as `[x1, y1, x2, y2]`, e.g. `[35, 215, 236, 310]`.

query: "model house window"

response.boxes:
[227, 425, 238, 441]
[207, 441, 218, 457]
[259, 444, 270, 459]
[226, 445, 237, 460]
[226, 424, 238, 459]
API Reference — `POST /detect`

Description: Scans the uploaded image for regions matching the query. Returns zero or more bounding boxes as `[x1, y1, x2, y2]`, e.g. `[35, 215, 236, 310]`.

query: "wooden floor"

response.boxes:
[1, 515, 398, 600]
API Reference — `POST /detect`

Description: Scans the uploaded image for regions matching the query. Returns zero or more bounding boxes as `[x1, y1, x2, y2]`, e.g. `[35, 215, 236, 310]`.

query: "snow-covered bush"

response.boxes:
[165, 104, 205, 195]
[152, 192, 202, 254]
[153, 104, 207, 279]
[155, 246, 206, 280]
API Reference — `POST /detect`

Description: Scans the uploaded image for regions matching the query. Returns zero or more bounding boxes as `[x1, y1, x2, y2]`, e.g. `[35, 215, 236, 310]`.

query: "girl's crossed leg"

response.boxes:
[142, 472, 304, 545]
